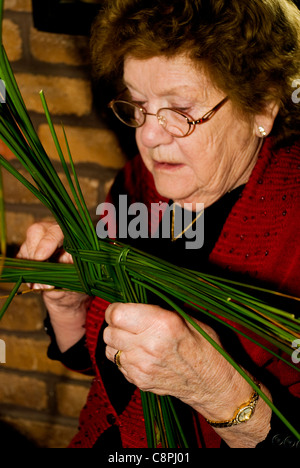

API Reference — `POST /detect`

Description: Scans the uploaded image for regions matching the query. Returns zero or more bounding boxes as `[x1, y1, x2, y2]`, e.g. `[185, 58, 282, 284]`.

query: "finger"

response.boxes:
[33, 232, 63, 261]
[17, 223, 48, 260]
[105, 345, 119, 364]
[105, 346, 127, 374]
[18, 223, 64, 262]
[105, 346, 133, 381]
[32, 284, 55, 291]
[24, 282, 54, 291]
[105, 303, 164, 334]
[17, 243, 30, 260]
[103, 325, 134, 352]
[58, 251, 73, 264]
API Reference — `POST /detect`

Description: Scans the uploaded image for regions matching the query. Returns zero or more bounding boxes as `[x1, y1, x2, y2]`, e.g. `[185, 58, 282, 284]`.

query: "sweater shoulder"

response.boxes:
[210, 138, 300, 296]
[239, 138, 300, 212]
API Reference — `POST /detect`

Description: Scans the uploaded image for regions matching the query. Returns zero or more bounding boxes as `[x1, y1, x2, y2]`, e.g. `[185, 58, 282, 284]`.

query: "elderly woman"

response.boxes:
[19, 0, 300, 449]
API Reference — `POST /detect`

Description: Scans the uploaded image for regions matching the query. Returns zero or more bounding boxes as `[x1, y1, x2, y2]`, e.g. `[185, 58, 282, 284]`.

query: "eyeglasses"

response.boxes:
[108, 94, 228, 138]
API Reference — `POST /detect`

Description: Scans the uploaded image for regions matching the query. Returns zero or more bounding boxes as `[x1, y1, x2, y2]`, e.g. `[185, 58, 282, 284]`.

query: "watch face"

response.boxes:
[237, 407, 253, 423]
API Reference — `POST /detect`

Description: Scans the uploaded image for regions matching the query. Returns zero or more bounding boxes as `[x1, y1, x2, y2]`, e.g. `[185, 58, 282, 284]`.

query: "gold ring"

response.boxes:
[114, 350, 122, 369]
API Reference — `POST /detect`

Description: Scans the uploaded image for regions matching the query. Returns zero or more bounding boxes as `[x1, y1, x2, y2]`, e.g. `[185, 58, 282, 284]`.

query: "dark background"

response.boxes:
[32, 0, 300, 37]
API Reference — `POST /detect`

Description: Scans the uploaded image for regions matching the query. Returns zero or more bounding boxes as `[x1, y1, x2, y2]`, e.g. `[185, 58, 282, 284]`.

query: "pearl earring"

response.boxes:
[258, 126, 267, 137]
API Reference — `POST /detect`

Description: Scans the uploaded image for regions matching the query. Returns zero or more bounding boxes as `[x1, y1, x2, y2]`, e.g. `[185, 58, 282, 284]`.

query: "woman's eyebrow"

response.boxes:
[123, 81, 200, 99]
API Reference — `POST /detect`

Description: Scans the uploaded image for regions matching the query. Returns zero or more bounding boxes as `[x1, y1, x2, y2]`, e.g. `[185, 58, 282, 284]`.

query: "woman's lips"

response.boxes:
[153, 161, 185, 171]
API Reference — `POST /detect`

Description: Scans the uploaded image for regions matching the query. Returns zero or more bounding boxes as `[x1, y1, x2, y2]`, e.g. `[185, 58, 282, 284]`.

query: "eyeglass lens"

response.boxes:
[112, 101, 144, 127]
[158, 108, 190, 137]
[112, 101, 190, 137]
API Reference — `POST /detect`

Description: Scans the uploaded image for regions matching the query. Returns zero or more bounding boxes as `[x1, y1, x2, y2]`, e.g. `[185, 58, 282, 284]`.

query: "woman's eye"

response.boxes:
[170, 103, 193, 112]
[173, 107, 192, 114]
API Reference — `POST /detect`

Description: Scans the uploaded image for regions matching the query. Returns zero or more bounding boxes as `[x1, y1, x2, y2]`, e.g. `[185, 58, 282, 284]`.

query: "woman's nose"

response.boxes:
[138, 114, 174, 148]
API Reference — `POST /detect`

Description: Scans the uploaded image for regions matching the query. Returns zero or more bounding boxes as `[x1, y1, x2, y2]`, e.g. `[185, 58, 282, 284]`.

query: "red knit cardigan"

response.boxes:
[69, 138, 300, 448]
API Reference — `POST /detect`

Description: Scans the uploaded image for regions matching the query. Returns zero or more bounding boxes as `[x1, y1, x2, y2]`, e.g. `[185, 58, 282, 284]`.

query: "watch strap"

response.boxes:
[205, 383, 260, 428]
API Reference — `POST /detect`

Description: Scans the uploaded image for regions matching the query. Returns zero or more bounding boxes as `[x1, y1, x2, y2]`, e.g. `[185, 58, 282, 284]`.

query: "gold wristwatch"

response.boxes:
[205, 383, 261, 428]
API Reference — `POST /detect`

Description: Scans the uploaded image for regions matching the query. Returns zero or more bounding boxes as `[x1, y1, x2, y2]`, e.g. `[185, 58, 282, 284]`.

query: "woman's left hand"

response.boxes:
[104, 303, 250, 418]
[104, 302, 272, 448]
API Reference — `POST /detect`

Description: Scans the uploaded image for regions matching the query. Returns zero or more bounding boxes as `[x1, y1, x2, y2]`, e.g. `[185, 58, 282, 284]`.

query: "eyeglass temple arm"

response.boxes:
[189, 97, 229, 125]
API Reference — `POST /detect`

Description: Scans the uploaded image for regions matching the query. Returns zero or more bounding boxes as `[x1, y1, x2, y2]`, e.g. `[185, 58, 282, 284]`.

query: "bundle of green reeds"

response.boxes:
[0, 0, 299, 446]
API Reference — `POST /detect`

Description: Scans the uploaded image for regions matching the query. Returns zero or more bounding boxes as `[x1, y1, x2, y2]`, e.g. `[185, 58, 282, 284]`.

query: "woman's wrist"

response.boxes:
[183, 357, 272, 448]
[49, 311, 87, 353]
[43, 291, 91, 315]
[211, 384, 272, 448]
[195, 375, 272, 448]
[183, 352, 253, 421]
[44, 294, 91, 353]
[199, 373, 253, 422]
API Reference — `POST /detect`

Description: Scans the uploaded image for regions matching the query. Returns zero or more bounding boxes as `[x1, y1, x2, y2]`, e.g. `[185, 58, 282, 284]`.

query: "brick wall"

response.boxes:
[0, 0, 128, 448]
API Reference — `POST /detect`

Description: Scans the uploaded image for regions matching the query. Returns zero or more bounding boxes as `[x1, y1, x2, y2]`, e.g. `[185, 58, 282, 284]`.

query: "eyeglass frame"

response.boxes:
[108, 92, 229, 138]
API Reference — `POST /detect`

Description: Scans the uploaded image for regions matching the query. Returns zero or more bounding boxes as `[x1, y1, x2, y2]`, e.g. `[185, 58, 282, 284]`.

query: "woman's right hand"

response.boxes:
[18, 222, 90, 352]
[18, 221, 69, 266]
[17, 221, 77, 305]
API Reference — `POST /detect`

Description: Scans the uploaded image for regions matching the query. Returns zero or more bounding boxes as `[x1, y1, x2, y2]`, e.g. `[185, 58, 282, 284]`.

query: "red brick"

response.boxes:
[38, 124, 127, 168]
[3, 19, 22, 62]
[0, 333, 92, 380]
[0, 371, 48, 410]
[5, 0, 32, 12]
[30, 27, 90, 66]
[56, 382, 90, 418]
[14, 73, 93, 116]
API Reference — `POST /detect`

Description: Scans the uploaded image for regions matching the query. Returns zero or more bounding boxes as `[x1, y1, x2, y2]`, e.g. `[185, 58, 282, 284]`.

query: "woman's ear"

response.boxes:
[254, 100, 280, 138]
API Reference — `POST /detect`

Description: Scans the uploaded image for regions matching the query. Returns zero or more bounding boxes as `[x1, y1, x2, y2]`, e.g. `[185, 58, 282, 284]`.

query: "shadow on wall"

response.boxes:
[92, 78, 139, 160]
[0, 421, 37, 448]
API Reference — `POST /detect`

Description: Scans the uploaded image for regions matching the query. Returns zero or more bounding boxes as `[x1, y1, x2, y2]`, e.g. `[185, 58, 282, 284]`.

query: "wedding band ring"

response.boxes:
[114, 350, 122, 369]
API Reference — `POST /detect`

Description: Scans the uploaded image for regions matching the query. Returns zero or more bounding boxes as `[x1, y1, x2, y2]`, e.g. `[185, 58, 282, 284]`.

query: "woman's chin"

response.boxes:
[154, 183, 195, 205]
[152, 171, 194, 202]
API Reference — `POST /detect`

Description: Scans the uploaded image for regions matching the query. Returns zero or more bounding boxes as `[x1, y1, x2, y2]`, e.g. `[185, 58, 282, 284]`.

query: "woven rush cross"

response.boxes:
[0, 0, 299, 447]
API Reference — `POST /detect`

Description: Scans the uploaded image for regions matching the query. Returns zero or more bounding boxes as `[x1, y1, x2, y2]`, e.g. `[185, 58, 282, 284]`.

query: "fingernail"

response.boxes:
[32, 284, 54, 291]
[35, 250, 47, 261]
